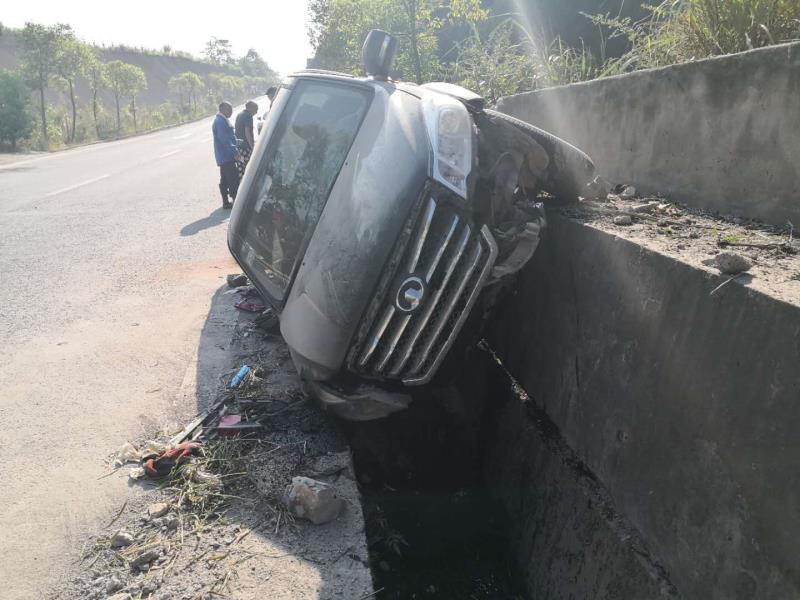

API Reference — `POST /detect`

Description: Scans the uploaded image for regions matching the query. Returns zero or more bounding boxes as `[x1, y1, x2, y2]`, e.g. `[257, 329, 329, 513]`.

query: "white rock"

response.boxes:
[147, 503, 169, 519]
[619, 185, 637, 198]
[110, 530, 134, 548]
[613, 215, 633, 226]
[715, 252, 752, 275]
[283, 476, 345, 524]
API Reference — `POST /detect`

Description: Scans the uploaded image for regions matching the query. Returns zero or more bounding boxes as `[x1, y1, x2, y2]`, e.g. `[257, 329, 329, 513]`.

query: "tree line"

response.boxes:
[0, 23, 279, 151]
[308, 0, 800, 104]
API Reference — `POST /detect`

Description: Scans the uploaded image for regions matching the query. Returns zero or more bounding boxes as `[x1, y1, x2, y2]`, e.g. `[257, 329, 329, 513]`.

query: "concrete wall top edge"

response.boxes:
[497, 41, 800, 106]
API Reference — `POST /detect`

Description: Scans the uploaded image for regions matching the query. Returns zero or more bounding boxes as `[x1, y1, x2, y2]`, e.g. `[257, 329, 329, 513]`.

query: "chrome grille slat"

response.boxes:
[406, 198, 436, 273]
[425, 214, 459, 280]
[358, 305, 395, 366]
[409, 241, 484, 375]
[375, 314, 412, 372]
[350, 194, 498, 385]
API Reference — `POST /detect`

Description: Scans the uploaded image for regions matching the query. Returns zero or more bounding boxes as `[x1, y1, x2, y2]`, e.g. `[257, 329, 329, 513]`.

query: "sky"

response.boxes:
[1, 0, 313, 76]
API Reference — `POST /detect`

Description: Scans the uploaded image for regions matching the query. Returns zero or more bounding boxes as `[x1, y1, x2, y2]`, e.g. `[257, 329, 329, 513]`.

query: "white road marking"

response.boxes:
[44, 174, 111, 197]
[172, 133, 192, 140]
[158, 150, 181, 159]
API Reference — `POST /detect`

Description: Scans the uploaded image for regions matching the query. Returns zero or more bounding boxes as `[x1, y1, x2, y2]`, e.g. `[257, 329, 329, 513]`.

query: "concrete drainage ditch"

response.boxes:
[342, 341, 677, 599]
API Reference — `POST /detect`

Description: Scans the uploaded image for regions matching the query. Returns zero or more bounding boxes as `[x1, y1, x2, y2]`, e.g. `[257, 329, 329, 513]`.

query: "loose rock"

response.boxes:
[131, 550, 160, 570]
[147, 503, 170, 519]
[715, 252, 752, 275]
[107, 594, 131, 600]
[142, 578, 161, 595]
[226, 273, 249, 288]
[632, 201, 658, 213]
[110, 530, 134, 548]
[613, 215, 633, 226]
[619, 185, 637, 198]
[283, 476, 345, 524]
[106, 575, 124, 594]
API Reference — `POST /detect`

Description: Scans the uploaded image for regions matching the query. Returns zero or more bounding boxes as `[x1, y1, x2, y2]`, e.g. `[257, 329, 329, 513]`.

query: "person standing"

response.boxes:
[212, 101, 239, 209]
[234, 100, 258, 178]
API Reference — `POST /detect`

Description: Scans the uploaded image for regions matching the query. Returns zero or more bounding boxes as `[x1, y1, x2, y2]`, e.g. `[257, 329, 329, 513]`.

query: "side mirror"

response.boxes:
[362, 29, 396, 80]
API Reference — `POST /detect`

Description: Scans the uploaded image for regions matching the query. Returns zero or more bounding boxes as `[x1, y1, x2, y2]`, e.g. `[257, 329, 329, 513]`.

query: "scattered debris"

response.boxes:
[115, 442, 140, 466]
[109, 530, 134, 548]
[563, 189, 800, 306]
[283, 476, 346, 524]
[147, 502, 170, 519]
[64, 324, 372, 600]
[143, 442, 202, 478]
[613, 215, 633, 226]
[715, 252, 752, 275]
[130, 549, 160, 571]
[106, 575, 124, 593]
[632, 201, 658, 213]
[230, 365, 251, 388]
[619, 184, 637, 198]
[226, 273, 250, 288]
[254, 308, 279, 332]
[234, 298, 267, 313]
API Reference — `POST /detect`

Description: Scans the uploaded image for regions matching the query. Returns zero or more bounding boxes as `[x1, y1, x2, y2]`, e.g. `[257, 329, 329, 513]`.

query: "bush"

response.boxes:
[0, 69, 33, 150]
[589, 0, 800, 73]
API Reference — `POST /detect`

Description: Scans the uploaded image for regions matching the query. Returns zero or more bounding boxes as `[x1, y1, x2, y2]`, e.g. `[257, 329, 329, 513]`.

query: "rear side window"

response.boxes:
[235, 80, 372, 302]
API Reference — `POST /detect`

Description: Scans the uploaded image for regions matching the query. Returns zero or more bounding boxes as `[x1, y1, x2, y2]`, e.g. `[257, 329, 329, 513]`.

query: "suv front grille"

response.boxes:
[348, 195, 497, 385]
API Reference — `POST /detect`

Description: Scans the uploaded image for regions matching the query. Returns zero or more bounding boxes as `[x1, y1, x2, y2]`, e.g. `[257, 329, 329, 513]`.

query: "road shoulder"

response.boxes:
[58, 286, 373, 600]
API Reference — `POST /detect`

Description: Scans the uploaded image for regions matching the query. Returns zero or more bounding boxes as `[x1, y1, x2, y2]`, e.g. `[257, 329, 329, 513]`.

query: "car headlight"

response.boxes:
[422, 94, 472, 198]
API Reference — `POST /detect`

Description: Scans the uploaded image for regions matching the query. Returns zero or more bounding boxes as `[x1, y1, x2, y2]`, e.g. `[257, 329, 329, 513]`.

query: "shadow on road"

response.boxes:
[180, 207, 229, 237]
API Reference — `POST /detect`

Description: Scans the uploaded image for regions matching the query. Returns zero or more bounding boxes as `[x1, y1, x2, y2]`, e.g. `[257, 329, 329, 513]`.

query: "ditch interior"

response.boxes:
[341, 345, 527, 599]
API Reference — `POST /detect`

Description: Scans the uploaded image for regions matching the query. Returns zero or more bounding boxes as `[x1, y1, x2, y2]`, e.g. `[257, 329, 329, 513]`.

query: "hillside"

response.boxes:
[0, 28, 258, 110]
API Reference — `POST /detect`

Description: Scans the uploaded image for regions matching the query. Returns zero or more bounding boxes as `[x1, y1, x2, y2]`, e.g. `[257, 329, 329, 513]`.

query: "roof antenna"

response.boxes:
[362, 30, 397, 81]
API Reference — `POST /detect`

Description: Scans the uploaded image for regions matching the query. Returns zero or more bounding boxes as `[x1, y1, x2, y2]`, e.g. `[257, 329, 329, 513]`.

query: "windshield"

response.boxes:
[232, 79, 372, 302]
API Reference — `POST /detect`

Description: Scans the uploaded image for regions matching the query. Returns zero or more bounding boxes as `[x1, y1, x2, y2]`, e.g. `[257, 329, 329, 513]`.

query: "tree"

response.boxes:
[54, 36, 94, 143]
[203, 37, 234, 65]
[169, 72, 204, 115]
[105, 60, 147, 132]
[206, 73, 245, 103]
[238, 48, 279, 81]
[19, 22, 72, 149]
[307, 0, 484, 82]
[86, 57, 107, 138]
[0, 69, 34, 150]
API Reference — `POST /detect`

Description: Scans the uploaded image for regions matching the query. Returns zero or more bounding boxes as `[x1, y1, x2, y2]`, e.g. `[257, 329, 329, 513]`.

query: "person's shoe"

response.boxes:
[222, 201, 232, 210]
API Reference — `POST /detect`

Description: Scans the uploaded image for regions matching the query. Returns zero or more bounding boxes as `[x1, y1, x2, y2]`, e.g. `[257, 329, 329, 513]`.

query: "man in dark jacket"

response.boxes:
[234, 100, 258, 178]
[212, 101, 239, 209]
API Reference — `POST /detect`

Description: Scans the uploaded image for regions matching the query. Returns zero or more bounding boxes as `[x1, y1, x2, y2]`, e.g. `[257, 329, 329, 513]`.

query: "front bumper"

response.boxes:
[307, 380, 412, 421]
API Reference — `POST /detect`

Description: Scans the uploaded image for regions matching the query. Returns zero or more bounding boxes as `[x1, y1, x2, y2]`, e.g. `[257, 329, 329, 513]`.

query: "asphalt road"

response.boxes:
[0, 115, 247, 599]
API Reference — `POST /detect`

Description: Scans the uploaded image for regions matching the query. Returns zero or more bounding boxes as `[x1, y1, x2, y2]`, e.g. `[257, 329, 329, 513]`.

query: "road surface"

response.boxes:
[0, 116, 245, 599]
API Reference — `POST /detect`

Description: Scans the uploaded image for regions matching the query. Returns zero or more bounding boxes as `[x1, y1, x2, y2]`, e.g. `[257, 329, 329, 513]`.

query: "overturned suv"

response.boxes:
[228, 31, 596, 420]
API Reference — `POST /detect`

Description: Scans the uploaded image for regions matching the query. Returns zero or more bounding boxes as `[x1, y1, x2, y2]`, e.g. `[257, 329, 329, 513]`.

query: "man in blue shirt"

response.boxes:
[212, 101, 239, 209]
